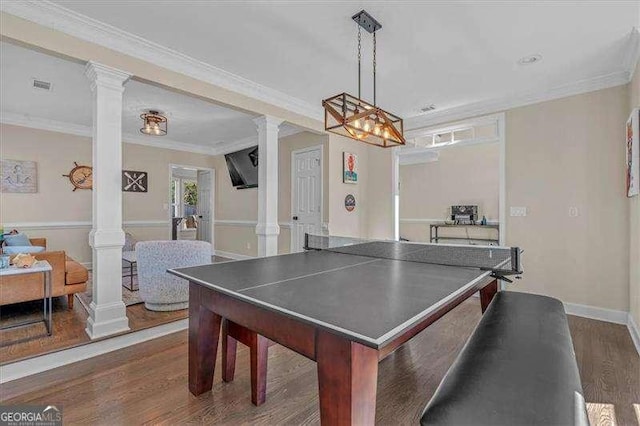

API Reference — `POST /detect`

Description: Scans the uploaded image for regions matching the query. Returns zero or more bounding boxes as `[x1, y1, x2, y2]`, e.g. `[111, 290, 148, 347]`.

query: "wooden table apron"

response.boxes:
[188, 277, 499, 425]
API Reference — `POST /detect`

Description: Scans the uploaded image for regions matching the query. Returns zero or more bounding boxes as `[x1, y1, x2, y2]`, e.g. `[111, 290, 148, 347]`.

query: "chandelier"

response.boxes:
[322, 10, 405, 148]
[140, 110, 167, 136]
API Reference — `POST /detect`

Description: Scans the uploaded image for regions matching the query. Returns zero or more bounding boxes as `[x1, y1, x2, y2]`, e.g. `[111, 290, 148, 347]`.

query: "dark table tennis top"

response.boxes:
[169, 241, 510, 348]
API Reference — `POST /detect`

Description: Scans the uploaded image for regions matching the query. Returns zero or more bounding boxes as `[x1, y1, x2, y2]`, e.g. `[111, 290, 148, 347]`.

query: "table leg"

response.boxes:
[250, 333, 269, 406]
[188, 283, 222, 396]
[221, 319, 237, 383]
[316, 330, 379, 425]
[479, 279, 498, 313]
[44, 270, 52, 335]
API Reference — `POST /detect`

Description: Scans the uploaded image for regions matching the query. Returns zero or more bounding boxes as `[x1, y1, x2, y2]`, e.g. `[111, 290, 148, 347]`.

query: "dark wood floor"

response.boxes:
[0, 256, 230, 365]
[1, 298, 638, 425]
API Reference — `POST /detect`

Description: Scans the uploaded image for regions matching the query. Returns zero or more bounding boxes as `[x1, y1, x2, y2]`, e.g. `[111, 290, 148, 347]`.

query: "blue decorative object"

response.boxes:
[3, 233, 31, 246]
[2, 245, 44, 254]
[0, 255, 9, 269]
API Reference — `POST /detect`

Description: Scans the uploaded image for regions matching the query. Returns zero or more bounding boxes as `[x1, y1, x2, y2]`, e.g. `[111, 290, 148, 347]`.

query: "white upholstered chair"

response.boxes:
[136, 240, 211, 311]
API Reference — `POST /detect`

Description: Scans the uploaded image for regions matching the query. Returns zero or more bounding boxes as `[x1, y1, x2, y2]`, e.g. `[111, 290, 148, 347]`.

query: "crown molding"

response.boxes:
[0, 111, 217, 155]
[405, 70, 631, 130]
[0, 1, 323, 121]
[210, 124, 302, 156]
[622, 27, 640, 79]
[1, 111, 303, 156]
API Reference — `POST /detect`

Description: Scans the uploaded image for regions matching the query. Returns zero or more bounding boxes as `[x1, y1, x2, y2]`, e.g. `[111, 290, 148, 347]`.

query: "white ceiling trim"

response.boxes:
[0, 0, 324, 121]
[405, 70, 630, 130]
[210, 125, 302, 156]
[1, 110, 302, 156]
[407, 27, 639, 130]
[0, 111, 217, 155]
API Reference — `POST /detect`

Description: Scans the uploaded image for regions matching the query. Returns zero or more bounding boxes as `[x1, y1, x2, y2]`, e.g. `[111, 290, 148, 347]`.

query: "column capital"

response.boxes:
[85, 61, 131, 92]
[253, 115, 284, 132]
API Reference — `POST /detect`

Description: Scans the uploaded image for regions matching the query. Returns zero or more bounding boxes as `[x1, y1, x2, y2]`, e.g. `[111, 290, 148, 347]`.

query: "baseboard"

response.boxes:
[214, 250, 254, 260]
[563, 302, 628, 325]
[0, 319, 188, 383]
[627, 314, 640, 356]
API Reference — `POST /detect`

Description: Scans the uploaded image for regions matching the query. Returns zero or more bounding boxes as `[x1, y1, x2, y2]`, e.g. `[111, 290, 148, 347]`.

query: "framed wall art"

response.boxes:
[343, 152, 358, 184]
[1, 159, 37, 193]
[122, 170, 148, 192]
[627, 108, 639, 197]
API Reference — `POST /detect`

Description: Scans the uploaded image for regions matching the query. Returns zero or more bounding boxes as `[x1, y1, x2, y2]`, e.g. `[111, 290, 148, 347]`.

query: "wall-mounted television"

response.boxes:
[225, 146, 258, 189]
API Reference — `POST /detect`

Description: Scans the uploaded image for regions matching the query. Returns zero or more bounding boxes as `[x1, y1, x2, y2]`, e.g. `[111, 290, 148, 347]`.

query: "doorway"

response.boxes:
[290, 145, 323, 252]
[169, 165, 215, 247]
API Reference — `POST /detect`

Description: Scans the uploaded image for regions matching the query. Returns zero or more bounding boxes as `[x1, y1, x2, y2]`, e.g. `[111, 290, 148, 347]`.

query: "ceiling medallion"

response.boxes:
[140, 110, 168, 136]
[322, 10, 405, 148]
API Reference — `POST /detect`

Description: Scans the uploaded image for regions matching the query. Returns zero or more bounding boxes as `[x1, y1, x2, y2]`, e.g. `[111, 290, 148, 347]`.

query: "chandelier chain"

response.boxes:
[357, 26, 362, 101]
[373, 31, 377, 106]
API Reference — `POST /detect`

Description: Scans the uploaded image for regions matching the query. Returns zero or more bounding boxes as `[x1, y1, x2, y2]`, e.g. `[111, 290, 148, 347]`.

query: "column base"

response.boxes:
[85, 300, 129, 339]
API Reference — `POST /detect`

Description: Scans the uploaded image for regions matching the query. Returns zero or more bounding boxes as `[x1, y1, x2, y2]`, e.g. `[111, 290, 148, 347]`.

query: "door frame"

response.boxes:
[169, 163, 215, 252]
[290, 144, 324, 253]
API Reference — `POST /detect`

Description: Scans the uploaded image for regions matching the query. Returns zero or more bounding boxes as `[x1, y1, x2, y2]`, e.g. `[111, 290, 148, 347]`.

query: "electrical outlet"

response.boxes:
[510, 207, 527, 217]
[246, 242, 251, 250]
[568, 207, 579, 217]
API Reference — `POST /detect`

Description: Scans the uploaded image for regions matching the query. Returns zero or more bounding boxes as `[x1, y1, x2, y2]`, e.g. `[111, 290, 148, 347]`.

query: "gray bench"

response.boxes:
[420, 291, 589, 426]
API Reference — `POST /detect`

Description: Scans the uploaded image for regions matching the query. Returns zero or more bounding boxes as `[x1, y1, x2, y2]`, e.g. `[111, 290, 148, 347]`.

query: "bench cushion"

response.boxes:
[421, 291, 588, 426]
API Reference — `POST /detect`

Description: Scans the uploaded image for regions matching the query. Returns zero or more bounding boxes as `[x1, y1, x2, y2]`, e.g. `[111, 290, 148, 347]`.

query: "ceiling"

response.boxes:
[40, 0, 639, 122]
[0, 41, 300, 153]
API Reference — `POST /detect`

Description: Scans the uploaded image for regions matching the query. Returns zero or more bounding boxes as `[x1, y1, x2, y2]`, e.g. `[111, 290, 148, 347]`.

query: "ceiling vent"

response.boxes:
[420, 104, 436, 113]
[32, 79, 52, 91]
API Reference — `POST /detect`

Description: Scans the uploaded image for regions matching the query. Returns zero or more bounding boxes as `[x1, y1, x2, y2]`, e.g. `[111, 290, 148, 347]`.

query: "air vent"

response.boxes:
[420, 104, 436, 113]
[32, 79, 52, 91]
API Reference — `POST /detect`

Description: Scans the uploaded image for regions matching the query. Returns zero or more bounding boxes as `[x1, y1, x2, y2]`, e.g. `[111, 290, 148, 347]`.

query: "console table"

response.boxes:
[0, 260, 53, 335]
[430, 223, 500, 245]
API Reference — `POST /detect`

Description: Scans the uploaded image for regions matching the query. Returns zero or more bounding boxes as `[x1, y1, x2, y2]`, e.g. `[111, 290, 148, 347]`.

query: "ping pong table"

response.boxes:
[169, 235, 522, 425]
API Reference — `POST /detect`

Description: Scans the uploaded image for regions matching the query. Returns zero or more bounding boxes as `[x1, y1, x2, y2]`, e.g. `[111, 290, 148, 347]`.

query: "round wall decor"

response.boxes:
[345, 194, 356, 212]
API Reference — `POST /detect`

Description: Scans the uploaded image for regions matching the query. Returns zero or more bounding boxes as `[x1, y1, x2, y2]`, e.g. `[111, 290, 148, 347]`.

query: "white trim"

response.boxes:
[1, 111, 217, 155]
[622, 27, 640, 80]
[213, 250, 254, 261]
[4, 220, 168, 230]
[0, 319, 188, 383]
[211, 126, 303, 156]
[290, 144, 324, 253]
[405, 71, 630, 130]
[0, 1, 323, 121]
[627, 313, 640, 356]
[563, 302, 629, 325]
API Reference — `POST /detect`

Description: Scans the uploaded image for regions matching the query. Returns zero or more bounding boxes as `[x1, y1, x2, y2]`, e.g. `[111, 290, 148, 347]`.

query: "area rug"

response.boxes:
[75, 273, 143, 313]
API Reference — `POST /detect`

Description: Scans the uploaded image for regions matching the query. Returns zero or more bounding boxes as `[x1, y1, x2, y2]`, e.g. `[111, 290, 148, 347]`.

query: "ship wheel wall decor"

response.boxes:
[63, 162, 93, 191]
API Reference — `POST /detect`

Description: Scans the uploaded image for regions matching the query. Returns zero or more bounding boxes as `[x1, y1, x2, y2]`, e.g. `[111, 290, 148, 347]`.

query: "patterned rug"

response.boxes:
[76, 273, 143, 313]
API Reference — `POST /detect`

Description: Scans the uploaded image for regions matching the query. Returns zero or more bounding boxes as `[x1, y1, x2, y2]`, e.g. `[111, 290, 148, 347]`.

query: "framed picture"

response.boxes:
[343, 152, 358, 184]
[1, 159, 37, 193]
[627, 108, 639, 197]
[122, 170, 148, 192]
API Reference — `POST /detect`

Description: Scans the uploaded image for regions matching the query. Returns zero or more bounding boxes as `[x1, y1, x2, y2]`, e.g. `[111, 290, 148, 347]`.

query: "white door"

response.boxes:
[291, 146, 322, 252]
[196, 170, 213, 244]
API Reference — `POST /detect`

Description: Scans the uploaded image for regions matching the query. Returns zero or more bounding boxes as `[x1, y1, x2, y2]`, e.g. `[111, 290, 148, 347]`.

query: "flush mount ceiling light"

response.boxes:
[517, 54, 543, 65]
[140, 110, 167, 136]
[322, 10, 405, 148]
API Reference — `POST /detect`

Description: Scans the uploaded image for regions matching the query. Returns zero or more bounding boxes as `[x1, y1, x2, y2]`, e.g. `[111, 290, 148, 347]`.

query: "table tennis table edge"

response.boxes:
[169, 258, 508, 349]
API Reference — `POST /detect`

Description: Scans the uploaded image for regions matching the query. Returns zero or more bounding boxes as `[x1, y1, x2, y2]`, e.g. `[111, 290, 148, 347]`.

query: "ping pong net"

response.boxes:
[304, 234, 523, 282]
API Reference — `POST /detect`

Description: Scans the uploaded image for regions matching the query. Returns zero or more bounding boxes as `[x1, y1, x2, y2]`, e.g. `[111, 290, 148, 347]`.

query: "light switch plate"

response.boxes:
[510, 207, 527, 217]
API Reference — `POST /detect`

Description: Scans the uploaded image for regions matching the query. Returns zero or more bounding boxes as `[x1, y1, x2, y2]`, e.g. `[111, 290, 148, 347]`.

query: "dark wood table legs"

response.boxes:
[479, 279, 498, 313]
[316, 330, 379, 425]
[222, 319, 270, 405]
[188, 283, 221, 396]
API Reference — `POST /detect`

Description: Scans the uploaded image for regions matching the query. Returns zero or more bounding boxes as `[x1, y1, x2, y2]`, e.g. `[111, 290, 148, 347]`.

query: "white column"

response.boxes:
[253, 115, 283, 257]
[84, 61, 131, 339]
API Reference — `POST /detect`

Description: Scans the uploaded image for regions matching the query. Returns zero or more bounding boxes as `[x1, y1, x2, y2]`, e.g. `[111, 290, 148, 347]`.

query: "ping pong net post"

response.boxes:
[304, 233, 523, 282]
